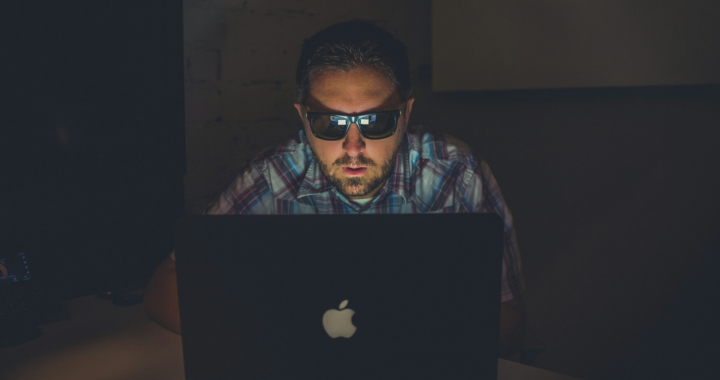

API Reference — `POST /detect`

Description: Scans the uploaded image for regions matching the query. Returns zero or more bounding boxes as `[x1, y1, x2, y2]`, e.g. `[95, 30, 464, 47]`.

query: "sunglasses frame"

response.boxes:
[303, 103, 406, 141]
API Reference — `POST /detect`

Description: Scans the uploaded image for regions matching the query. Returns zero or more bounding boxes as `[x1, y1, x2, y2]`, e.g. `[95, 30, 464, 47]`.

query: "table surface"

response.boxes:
[0, 296, 580, 380]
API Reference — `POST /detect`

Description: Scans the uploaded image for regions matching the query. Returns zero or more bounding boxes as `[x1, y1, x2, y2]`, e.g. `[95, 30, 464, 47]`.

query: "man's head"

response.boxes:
[294, 21, 414, 200]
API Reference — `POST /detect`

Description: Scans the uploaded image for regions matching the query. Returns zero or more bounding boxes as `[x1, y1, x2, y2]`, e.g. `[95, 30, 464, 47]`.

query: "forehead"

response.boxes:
[306, 66, 401, 114]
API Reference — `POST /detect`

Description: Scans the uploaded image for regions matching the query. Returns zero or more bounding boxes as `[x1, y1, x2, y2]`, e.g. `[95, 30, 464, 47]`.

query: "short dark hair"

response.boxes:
[295, 20, 411, 105]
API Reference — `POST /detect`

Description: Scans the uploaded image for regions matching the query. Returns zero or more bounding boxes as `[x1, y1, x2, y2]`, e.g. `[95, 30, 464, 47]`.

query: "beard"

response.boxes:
[311, 142, 401, 199]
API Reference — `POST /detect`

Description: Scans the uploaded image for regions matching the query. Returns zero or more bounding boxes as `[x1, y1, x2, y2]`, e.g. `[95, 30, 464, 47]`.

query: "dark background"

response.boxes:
[180, 1, 720, 377]
[3, 2, 184, 297]
[2, 1, 719, 379]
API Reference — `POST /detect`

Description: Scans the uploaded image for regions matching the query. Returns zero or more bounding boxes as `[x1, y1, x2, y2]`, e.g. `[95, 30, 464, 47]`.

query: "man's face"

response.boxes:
[294, 66, 414, 200]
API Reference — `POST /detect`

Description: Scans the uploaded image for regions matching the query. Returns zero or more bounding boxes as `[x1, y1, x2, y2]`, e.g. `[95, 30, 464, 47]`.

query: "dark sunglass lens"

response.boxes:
[362, 113, 396, 139]
[309, 115, 346, 140]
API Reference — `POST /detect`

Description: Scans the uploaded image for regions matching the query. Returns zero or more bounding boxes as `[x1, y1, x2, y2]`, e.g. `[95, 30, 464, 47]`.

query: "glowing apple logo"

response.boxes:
[322, 299, 357, 338]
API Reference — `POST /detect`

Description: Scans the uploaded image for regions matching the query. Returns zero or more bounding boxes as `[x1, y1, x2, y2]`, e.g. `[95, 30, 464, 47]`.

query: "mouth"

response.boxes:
[341, 167, 367, 176]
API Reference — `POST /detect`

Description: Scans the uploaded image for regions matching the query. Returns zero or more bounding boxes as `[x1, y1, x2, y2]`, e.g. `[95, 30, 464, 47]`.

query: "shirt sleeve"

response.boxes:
[463, 159, 525, 302]
[204, 161, 274, 215]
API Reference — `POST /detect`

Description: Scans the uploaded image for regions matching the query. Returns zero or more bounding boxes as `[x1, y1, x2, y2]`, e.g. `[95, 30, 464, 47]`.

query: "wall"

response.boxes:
[432, 0, 720, 91]
[420, 86, 720, 378]
[5, 2, 184, 296]
[183, 0, 429, 212]
[183, 1, 720, 378]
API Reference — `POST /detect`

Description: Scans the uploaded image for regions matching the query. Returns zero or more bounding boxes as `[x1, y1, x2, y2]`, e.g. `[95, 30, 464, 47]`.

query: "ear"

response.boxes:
[295, 103, 314, 140]
[403, 98, 415, 125]
[294, 103, 305, 121]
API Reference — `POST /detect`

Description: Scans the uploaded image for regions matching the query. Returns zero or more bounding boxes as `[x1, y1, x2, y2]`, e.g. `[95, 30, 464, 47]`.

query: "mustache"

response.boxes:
[333, 154, 376, 167]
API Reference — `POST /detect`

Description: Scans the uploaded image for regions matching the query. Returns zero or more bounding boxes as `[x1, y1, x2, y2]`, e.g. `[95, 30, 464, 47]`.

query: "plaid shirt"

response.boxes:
[205, 126, 524, 301]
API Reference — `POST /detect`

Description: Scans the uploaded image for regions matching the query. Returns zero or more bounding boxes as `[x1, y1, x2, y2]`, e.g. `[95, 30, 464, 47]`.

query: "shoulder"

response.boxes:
[237, 132, 311, 191]
[405, 126, 489, 212]
[249, 133, 308, 169]
[207, 133, 309, 215]
[406, 125, 478, 169]
[247, 132, 312, 200]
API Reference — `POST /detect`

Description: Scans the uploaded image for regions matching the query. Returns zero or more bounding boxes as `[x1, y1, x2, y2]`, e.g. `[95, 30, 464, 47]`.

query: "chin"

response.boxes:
[338, 180, 377, 198]
[326, 167, 387, 199]
[340, 186, 370, 198]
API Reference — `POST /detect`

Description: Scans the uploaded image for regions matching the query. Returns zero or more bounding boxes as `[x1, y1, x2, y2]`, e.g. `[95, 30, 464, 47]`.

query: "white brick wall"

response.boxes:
[183, 0, 429, 213]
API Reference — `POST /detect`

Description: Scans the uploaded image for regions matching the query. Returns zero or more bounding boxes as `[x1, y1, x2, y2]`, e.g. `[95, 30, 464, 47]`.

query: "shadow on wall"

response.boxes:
[600, 214, 720, 379]
[411, 84, 720, 378]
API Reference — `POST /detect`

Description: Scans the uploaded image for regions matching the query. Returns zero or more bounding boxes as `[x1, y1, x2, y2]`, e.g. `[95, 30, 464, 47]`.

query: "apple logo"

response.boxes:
[322, 299, 357, 338]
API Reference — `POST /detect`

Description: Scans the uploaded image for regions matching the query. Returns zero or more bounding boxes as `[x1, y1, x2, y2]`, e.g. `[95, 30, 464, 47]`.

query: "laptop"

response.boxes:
[174, 214, 504, 379]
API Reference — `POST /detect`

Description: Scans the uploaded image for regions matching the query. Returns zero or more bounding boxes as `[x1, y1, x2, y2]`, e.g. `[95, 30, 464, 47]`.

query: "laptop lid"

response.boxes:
[175, 214, 504, 380]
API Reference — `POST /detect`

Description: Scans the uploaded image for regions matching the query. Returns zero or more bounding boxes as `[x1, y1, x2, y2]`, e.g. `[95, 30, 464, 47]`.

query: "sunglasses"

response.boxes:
[303, 103, 406, 141]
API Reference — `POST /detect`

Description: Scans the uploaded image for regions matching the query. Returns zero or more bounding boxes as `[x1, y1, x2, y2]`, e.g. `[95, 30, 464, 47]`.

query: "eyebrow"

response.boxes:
[305, 104, 401, 114]
[306, 108, 393, 115]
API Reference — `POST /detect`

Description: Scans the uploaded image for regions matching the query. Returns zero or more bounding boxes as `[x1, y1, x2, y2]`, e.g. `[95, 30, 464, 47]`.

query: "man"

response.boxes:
[145, 20, 525, 354]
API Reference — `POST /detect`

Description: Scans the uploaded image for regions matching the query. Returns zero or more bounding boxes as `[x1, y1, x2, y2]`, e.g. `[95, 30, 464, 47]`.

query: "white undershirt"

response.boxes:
[350, 197, 373, 206]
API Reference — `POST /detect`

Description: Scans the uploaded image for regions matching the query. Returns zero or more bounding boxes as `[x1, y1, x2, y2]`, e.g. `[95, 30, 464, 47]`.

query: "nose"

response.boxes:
[342, 122, 365, 156]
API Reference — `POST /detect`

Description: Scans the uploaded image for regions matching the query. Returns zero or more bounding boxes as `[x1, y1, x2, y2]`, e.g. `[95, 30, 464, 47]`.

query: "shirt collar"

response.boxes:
[297, 130, 333, 198]
[379, 133, 411, 204]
